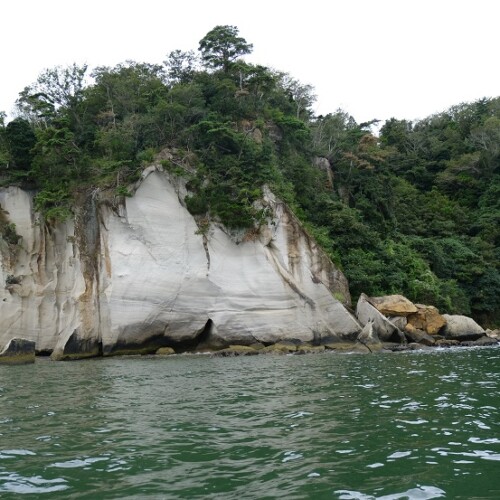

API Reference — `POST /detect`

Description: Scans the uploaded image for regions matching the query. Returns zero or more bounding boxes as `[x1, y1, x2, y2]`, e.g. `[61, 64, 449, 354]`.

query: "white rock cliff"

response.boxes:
[0, 165, 360, 359]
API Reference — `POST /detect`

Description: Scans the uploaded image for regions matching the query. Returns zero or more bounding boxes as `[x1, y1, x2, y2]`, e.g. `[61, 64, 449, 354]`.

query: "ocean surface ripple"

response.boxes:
[1, 346, 499, 498]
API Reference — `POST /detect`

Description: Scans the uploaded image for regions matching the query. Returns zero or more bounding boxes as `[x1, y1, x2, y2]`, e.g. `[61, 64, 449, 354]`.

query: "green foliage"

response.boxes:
[2, 26, 499, 325]
[164, 50, 200, 84]
[3, 118, 36, 171]
[34, 188, 73, 223]
[2, 223, 22, 245]
[198, 25, 253, 73]
[115, 185, 132, 197]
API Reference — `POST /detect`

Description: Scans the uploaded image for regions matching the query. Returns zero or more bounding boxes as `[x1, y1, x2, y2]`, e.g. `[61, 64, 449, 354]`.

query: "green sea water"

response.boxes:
[0, 346, 499, 499]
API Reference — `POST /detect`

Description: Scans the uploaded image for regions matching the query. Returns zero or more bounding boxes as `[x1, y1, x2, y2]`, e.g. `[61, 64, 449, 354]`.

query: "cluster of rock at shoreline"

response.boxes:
[2, 294, 497, 364]
[355, 293, 499, 351]
[162, 293, 499, 357]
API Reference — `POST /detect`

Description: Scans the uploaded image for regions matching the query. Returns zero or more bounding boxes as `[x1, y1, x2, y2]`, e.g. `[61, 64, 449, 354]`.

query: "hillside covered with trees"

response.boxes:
[1, 26, 499, 326]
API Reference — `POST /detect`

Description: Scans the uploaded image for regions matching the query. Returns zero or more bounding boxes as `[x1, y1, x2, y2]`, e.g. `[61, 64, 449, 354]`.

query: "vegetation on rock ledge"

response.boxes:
[0, 25, 499, 325]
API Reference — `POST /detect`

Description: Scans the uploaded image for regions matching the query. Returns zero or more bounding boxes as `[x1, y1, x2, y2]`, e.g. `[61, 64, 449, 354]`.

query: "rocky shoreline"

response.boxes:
[2, 292, 498, 364]
[156, 336, 500, 358]
[2, 336, 498, 365]
[2, 172, 498, 365]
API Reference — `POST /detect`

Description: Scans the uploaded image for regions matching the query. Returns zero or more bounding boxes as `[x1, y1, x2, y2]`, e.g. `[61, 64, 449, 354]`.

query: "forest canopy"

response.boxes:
[1, 25, 499, 326]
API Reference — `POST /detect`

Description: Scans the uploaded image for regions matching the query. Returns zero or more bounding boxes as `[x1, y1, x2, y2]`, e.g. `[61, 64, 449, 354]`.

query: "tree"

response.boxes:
[313, 110, 359, 160]
[16, 64, 88, 129]
[278, 73, 316, 120]
[164, 49, 200, 84]
[4, 118, 36, 170]
[0, 112, 9, 169]
[198, 25, 253, 73]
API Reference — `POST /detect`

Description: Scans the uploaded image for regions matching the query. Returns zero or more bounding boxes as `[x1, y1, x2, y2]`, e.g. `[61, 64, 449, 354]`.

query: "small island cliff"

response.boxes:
[1, 163, 497, 364]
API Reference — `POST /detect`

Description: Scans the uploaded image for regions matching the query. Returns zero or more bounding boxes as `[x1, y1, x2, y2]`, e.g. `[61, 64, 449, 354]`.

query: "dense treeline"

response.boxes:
[0, 26, 499, 325]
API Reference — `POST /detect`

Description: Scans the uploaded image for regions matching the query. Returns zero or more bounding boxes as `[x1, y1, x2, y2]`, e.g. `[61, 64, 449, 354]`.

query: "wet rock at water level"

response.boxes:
[0, 338, 35, 365]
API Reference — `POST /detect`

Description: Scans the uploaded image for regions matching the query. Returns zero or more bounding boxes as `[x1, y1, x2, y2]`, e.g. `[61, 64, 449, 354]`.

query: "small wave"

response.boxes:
[430, 448, 500, 461]
[335, 485, 445, 499]
[0, 449, 36, 459]
[469, 437, 500, 444]
[50, 457, 109, 468]
[307, 472, 321, 478]
[387, 451, 412, 459]
[0, 473, 68, 494]
[468, 419, 491, 430]
[36, 435, 52, 441]
[472, 450, 500, 461]
[284, 411, 313, 419]
[282, 451, 303, 463]
[395, 418, 428, 425]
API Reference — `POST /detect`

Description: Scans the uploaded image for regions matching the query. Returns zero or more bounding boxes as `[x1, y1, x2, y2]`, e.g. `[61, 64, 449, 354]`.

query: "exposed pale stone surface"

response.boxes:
[369, 295, 418, 317]
[388, 316, 407, 330]
[356, 294, 406, 343]
[0, 168, 360, 359]
[313, 157, 333, 188]
[442, 314, 486, 340]
[486, 329, 500, 339]
[407, 305, 446, 335]
[357, 321, 382, 345]
[356, 321, 383, 352]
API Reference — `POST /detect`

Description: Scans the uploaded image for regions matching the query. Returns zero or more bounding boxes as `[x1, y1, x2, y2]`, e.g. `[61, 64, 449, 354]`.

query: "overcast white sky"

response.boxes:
[2, 0, 499, 125]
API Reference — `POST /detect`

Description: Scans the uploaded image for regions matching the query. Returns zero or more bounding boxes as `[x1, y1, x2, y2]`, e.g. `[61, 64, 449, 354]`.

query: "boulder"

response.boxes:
[486, 329, 500, 340]
[435, 339, 460, 348]
[356, 294, 406, 343]
[324, 342, 371, 353]
[460, 336, 498, 347]
[368, 295, 418, 317]
[295, 345, 325, 354]
[404, 328, 435, 346]
[357, 320, 383, 347]
[212, 345, 259, 357]
[442, 314, 486, 340]
[0, 338, 35, 365]
[407, 305, 446, 335]
[156, 347, 176, 355]
[388, 316, 407, 330]
[261, 343, 297, 354]
[383, 343, 410, 352]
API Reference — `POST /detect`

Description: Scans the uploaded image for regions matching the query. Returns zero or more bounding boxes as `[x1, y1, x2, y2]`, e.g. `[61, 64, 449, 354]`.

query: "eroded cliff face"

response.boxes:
[0, 165, 360, 359]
